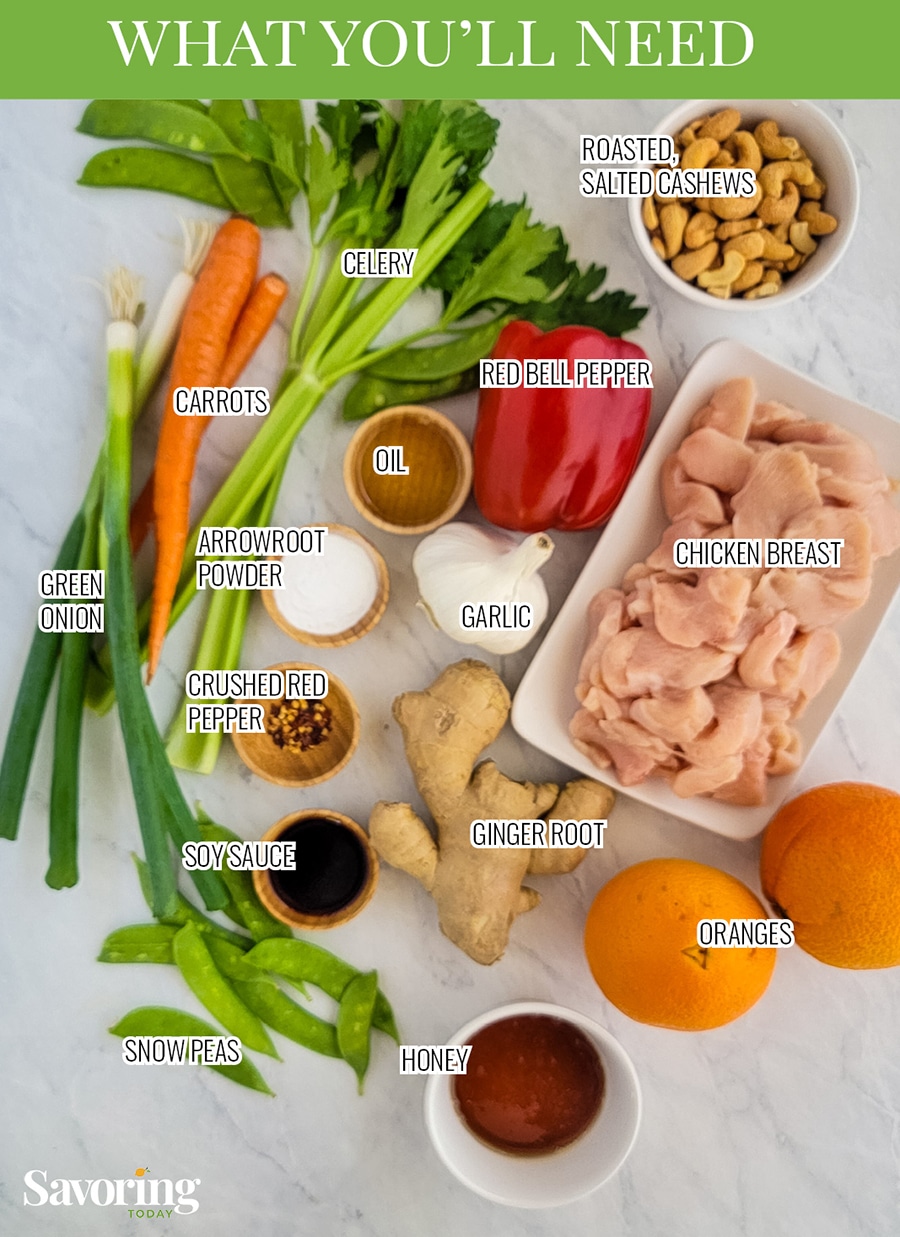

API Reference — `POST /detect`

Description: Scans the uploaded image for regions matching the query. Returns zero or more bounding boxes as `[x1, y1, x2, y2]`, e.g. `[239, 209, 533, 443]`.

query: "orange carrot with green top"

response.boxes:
[130, 271, 288, 555]
[146, 216, 261, 680]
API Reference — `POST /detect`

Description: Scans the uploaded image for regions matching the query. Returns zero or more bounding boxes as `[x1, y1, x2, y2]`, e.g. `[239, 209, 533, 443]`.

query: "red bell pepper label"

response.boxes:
[473, 320, 653, 533]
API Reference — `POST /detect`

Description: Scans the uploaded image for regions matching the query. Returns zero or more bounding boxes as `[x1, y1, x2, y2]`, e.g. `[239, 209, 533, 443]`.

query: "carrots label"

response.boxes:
[173, 387, 269, 416]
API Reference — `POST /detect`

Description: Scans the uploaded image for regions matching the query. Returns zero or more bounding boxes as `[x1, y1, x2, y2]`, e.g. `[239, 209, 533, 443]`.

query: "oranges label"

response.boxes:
[696, 918, 795, 947]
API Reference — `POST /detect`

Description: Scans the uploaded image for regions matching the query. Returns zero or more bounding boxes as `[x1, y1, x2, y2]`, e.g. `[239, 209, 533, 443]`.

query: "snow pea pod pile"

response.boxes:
[100, 814, 398, 1094]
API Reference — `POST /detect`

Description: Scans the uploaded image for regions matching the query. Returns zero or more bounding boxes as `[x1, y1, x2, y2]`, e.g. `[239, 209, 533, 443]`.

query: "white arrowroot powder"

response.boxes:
[274, 532, 380, 635]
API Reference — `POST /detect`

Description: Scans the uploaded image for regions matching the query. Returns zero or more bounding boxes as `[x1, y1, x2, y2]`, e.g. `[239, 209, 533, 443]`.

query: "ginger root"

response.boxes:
[369, 660, 615, 964]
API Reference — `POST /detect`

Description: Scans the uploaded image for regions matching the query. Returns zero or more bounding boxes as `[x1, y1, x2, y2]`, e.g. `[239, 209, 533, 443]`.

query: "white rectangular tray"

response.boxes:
[511, 339, 900, 839]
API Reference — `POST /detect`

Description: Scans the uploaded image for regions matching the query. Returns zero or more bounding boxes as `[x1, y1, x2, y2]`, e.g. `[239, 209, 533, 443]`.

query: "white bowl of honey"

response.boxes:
[424, 1000, 641, 1208]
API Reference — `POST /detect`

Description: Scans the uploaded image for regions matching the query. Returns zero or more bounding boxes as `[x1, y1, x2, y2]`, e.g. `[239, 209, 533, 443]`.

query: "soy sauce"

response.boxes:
[270, 817, 369, 916]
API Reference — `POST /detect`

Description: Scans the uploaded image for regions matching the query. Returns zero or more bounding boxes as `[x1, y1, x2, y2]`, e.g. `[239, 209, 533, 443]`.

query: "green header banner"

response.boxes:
[3, 1, 897, 98]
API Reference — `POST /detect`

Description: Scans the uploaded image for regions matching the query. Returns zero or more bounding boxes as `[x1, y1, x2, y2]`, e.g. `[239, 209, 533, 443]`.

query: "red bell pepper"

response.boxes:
[473, 320, 652, 532]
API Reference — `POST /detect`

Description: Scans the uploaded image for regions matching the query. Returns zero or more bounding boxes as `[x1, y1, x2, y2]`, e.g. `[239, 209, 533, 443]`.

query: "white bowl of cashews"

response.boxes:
[627, 99, 859, 310]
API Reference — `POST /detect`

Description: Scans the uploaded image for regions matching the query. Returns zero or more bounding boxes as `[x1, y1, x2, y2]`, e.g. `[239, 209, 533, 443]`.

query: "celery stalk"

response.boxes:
[165, 460, 286, 774]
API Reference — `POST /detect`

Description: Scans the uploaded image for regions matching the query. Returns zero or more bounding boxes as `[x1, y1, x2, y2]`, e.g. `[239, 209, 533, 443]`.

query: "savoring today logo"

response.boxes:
[23, 1167, 201, 1217]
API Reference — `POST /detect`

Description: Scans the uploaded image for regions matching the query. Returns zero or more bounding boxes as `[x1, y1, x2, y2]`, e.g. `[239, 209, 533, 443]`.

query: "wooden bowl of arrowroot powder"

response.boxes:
[261, 523, 390, 648]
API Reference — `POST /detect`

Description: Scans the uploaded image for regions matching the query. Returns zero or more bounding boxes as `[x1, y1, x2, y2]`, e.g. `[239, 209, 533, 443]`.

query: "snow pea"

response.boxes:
[337, 970, 378, 1093]
[208, 101, 290, 228]
[203, 936, 262, 982]
[77, 100, 247, 159]
[243, 939, 399, 1041]
[172, 923, 279, 1058]
[342, 369, 479, 422]
[79, 148, 232, 209]
[231, 976, 341, 1059]
[109, 1006, 274, 1095]
[98, 924, 178, 964]
[132, 853, 249, 949]
[366, 319, 505, 382]
[196, 814, 292, 940]
[219, 888, 249, 929]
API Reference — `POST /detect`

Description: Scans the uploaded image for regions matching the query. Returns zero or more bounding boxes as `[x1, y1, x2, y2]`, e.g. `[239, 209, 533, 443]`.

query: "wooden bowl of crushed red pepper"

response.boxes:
[231, 662, 360, 788]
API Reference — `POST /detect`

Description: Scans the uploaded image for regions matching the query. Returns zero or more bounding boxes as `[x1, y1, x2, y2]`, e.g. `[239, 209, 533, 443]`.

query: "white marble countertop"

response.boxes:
[1, 99, 899, 1237]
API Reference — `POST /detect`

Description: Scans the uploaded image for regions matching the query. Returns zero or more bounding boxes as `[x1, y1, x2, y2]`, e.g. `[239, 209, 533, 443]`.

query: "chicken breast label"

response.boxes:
[674, 538, 844, 569]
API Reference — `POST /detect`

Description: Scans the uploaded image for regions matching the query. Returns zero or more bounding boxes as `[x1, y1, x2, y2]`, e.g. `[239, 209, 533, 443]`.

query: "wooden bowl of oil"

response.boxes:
[343, 405, 473, 535]
[231, 662, 359, 788]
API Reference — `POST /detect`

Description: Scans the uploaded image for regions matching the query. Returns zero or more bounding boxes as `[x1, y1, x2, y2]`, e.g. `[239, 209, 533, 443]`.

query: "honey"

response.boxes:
[453, 1014, 605, 1156]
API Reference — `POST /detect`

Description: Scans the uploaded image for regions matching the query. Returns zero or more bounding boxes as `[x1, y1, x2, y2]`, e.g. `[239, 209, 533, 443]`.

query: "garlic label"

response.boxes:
[412, 523, 554, 655]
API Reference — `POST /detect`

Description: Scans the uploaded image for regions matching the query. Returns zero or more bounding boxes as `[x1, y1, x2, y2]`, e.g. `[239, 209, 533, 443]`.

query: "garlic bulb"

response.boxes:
[413, 522, 554, 655]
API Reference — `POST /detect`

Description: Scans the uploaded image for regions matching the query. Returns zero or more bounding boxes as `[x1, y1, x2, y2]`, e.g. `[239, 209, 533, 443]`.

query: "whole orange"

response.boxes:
[760, 782, 900, 969]
[584, 858, 776, 1030]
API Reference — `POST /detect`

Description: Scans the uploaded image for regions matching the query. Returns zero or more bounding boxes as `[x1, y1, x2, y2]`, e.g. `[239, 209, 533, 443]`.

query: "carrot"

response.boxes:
[146, 216, 261, 680]
[129, 476, 155, 553]
[219, 272, 288, 386]
[129, 271, 288, 556]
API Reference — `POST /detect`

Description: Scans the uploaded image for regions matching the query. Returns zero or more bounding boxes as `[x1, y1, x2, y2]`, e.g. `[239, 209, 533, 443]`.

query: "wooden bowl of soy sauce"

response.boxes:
[253, 809, 379, 930]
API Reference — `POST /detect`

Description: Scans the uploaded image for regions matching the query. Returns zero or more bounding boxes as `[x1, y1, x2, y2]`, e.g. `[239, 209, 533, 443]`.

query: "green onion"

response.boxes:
[0, 510, 85, 840]
[100, 268, 179, 918]
[134, 218, 215, 410]
[0, 220, 214, 876]
[46, 469, 102, 888]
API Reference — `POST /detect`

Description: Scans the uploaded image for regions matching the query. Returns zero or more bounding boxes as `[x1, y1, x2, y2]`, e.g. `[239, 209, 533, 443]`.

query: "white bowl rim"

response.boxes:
[626, 98, 860, 311]
[423, 999, 642, 1208]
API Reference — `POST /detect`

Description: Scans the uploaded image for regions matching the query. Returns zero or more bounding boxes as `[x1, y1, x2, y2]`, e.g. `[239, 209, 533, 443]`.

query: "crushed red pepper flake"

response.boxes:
[266, 697, 333, 753]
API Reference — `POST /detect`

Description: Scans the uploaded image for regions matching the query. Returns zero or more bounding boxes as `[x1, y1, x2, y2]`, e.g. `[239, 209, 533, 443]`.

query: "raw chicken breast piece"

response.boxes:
[570, 708, 612, 768]
[599, 629, 645, 697]
[576, 589, 627, 691]
[752, 569, 871, 629]
[690, 377, 756, 440]
[781, 506, 872, 582]
[860, 492, 900, 559]
[677, 426, 755, 494]
[630, 688, 715, 745]
[645, 518, 707, 574]
[661, 456, 726, 525]
[773, 627, 842, 715]
[766, 723, 803, 775]
[614, 629, 736, 694]
[652, 571, 751, 649]
[737, 612, 798, 689]
[593, 718, 674, 785]
[731, 449, 822, 540]
[712, 735, 771, 806]
[749, 400, 806, 438]
[672, 756, 744, 798]
[680, 684, 764, 767]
